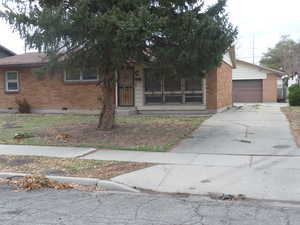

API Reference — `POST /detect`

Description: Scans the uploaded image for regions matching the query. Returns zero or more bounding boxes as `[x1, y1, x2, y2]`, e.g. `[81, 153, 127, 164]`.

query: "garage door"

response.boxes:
[233, 80, 262, 103]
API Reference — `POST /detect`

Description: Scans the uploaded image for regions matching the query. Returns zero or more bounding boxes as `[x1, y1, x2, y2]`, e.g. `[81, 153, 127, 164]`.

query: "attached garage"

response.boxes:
[233, 80, 262, 103]
[233, 60, 284, 103]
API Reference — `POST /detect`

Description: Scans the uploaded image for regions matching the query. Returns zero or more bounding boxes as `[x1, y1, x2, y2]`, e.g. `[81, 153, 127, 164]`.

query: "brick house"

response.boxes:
[233, 60, 284, 103]
[0, 49, 236, 115]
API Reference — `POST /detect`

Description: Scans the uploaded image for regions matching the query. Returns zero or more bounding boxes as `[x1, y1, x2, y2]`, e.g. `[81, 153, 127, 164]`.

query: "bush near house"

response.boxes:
[288, 84, 300, 106]
[15, 98, 31, 114]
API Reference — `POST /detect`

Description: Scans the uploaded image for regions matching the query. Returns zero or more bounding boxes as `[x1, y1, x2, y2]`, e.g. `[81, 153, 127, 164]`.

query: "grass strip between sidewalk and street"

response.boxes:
[0, 155, 152, 180]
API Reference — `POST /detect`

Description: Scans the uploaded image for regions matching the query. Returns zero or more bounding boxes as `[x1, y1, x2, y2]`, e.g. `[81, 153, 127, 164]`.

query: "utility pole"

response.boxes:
[252, 34, 255, 64]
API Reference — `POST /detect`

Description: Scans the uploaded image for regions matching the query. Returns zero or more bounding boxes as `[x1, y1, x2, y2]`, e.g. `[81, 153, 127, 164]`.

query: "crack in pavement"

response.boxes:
[75, 148, 98, 158]
[249, 156, 254, 168]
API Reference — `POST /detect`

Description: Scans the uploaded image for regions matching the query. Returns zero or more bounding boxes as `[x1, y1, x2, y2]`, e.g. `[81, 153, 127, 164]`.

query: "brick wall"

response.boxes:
[263, 73, 278, 102]
[206, 62, 233, 111]
[0, 68, 102, 112]
[0, 63, 234, 113]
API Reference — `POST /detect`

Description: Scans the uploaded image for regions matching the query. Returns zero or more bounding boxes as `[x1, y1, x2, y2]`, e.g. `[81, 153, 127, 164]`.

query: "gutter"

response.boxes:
[0, 63, 46, 69]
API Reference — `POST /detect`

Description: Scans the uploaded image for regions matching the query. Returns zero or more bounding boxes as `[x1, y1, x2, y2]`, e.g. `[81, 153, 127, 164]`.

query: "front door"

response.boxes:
[118, 69, 134, 106]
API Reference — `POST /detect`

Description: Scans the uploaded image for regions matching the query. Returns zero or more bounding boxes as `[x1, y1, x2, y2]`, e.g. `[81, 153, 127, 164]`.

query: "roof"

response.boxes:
[236, 59, 285, 76]
[0, 45, 16, 56]
[0, 52, 47, 67]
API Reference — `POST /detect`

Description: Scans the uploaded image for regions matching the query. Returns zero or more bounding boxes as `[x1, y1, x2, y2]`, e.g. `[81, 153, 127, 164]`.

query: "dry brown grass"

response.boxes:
[0, 114, 208, 151]
[282, 107, 300, 147]
[0, 155, 151, 180]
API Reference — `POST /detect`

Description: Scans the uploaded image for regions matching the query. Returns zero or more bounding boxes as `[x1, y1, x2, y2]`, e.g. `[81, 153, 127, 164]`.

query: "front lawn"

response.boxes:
[282, 107, 300, 147]
[0, 114, 208, 151]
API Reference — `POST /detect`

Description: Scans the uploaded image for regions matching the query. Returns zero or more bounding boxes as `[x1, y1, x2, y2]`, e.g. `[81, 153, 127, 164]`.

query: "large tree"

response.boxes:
[1, 0, 237, 130]
[260, 36, 300, 75]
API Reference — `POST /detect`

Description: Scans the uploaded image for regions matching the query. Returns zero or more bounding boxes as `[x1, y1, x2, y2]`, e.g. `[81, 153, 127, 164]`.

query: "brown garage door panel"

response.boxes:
[233, 80, 262, 103]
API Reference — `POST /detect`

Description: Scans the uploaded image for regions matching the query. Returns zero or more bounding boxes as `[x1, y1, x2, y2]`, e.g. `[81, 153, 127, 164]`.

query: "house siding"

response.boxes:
[207, 62, 233, 111]
[223, 52, 233, 68]
[263, 73, 278, 102]
[233, 61, 267, 80]
[0, 68, 102, 113]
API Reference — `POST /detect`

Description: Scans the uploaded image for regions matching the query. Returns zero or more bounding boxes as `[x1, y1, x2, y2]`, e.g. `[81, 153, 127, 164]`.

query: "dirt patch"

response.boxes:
[38, 121, 195, 147]
[281, 107, 300, 147]
[40, 169, 67, 176]
[8, 158, 35, 166]
[0, 155, 152, 180]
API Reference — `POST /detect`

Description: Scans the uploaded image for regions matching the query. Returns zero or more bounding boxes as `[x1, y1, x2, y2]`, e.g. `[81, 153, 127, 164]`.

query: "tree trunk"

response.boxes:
[97, 73, 116, 130]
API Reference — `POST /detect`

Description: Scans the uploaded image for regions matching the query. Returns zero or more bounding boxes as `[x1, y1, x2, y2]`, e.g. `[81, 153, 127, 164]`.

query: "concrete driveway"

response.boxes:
[113, 104, 300, 202]
[172, 103, 299, 156]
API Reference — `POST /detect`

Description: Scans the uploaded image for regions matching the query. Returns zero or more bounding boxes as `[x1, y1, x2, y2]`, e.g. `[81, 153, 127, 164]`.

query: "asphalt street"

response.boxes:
[0, 183, 300, 225]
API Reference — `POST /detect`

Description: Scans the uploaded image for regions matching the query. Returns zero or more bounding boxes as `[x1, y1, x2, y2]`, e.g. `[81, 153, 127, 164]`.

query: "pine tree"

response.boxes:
[1, 0, 237, 130]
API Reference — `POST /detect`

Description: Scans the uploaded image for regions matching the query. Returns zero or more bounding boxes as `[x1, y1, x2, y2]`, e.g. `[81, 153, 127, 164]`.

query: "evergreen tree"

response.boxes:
[1, 0, 237, 130]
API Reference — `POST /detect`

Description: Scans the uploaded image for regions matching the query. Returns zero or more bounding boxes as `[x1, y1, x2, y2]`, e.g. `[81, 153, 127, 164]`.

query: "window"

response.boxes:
[185, 78, 202, 91]
[5, 71, 19, 92]
[65, 68, 98, 82]
[184, 78, 203, 103]
[164, 79, 181, 92]
[144, 70, 203, 104]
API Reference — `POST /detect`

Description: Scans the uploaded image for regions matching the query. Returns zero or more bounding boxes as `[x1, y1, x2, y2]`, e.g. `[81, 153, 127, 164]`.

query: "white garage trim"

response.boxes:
[233, 60, 285, 81]
[233, 60, 267, 80]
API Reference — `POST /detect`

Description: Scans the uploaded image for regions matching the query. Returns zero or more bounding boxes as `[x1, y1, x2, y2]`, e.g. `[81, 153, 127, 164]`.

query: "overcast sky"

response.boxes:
[0, 0, 299, 64]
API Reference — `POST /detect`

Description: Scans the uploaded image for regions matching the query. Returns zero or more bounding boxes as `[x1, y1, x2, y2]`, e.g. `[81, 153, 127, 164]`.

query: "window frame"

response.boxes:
[5, 71, 20, 93]
[144, 72, 204, 105]
[64, 69, 99, 82]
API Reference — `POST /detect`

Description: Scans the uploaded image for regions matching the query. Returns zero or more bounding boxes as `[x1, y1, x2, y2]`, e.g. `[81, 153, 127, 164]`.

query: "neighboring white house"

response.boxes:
[280, 74, 299, 101]
[286, 74, 300, 87]
[232, 60, 284, 103]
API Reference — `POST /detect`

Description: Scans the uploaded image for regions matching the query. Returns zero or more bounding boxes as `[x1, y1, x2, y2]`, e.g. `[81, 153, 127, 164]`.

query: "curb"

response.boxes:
[0, 172, 139, 193]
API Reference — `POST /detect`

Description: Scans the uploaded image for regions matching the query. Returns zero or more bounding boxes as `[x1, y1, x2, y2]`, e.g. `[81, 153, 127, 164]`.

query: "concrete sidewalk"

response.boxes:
[0, 144, 95, 158]
[0, 144, 252, 166]
[1, 144, 300, 201]
[2, 144, 299, 166]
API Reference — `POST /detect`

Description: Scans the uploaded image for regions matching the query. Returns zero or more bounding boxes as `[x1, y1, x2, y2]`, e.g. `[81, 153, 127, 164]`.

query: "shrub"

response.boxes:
[288, 84, 300, 106]
[15, 98, 31, 113]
